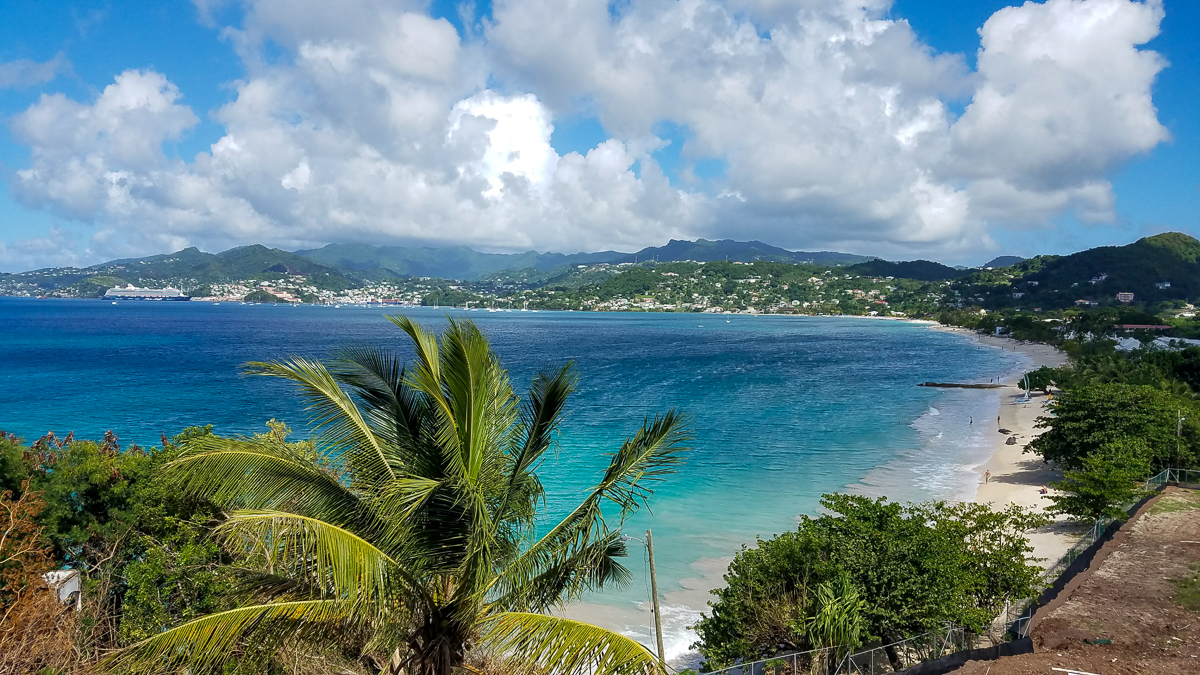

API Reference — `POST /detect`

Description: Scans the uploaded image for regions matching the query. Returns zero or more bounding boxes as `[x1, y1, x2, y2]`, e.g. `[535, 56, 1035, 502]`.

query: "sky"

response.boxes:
[0, 0, 1195, 271]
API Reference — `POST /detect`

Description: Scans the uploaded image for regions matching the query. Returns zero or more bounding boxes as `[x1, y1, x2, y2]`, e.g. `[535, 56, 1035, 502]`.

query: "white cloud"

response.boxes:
[952, 0, 1169, 224]
[0, 53, 71, 89]
[2, 0, 1172, 267]
[11, 70, 199, 221]
[0, 227, 83, 271]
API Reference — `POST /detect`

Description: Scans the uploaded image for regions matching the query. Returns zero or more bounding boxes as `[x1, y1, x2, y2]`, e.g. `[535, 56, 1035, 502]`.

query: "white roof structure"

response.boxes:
[42, 570, 82, 611]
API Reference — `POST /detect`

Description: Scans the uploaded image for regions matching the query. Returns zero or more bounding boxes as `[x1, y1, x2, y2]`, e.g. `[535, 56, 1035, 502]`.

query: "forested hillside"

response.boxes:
[954, 233, 1200, 310]
[0, 245, 356, 297]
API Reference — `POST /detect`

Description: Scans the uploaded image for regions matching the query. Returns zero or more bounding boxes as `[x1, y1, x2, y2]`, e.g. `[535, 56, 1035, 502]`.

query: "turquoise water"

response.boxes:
[0, 298, 1028, 658]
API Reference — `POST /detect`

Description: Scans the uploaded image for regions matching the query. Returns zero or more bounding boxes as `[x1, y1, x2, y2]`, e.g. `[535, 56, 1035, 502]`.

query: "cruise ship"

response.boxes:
[103, 285, 190, 301]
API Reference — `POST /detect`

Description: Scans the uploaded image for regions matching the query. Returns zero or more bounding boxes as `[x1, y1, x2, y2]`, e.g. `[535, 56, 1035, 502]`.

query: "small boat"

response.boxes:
[111, 301, 118, 305]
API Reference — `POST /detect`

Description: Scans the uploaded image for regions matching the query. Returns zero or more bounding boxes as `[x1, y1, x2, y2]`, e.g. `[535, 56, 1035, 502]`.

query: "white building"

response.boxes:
[43, 570, 82, 611]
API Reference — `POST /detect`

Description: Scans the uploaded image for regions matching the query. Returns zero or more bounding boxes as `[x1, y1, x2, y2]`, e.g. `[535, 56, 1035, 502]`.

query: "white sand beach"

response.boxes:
[975, 387, 1082, 565]
[940, 325, 1079, 566]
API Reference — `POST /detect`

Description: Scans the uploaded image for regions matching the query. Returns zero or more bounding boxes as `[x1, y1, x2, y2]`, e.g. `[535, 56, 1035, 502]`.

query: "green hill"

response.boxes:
[982, 255, 1024, 268]
[295, 239, 873, 280]
[5, 245, 356, 296]
[846, 259, 969, 281]
[956, 232, 1200, 309]
[294, 243, 623, 281]
[624, 239, 872, 265]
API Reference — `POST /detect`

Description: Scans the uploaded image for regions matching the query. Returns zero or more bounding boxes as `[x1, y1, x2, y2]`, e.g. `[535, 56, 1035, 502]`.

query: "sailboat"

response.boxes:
[1016, 374, 1032, 403]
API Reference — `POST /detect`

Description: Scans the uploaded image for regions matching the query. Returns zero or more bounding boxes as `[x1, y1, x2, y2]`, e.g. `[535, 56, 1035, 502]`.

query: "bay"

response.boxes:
[0, 298, 1028, 660]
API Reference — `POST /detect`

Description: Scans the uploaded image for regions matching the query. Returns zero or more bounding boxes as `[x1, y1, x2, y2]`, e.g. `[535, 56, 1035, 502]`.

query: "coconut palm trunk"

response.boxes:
[109, 317, 690, 675]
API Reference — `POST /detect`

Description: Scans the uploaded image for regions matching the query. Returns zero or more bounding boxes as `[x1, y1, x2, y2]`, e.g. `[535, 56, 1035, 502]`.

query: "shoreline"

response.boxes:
[561, 325, 1074, 667]
[934, 325, 1080, 566]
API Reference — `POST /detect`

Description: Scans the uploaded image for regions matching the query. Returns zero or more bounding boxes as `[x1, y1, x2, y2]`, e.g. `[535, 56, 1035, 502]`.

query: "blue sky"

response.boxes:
[0, 0, 1194, 269]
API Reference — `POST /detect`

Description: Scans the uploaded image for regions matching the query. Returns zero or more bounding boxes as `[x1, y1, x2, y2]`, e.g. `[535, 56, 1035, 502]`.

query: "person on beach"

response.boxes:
[970, 416, 973, 425]
[985, 470, 991, 484]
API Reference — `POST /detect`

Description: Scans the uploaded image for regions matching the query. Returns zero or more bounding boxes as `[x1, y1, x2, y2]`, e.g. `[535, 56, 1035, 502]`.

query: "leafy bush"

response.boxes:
[692, 495, 1048, 668]
[1045, 443, 1152, 522]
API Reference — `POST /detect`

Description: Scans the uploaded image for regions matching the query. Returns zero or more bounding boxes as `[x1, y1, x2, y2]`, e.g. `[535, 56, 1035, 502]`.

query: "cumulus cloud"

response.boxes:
[12, 70, 199, 221]
[952, 0, 1169, 224]
[2, 0, 1172, 266]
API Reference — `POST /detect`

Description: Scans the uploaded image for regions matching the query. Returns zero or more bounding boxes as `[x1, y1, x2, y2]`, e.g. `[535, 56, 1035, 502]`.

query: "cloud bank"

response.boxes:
[5, 0, 1170, 267]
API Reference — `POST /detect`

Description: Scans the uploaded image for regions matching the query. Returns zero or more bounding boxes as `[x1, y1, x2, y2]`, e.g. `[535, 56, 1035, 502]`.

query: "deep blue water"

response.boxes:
[0, 298, 1027, 655]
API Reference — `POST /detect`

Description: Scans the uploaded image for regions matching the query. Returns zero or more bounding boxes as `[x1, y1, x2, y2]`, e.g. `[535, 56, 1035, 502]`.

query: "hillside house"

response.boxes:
[1157, 281, 1172, 289]
[1116, 292, 1135, 303]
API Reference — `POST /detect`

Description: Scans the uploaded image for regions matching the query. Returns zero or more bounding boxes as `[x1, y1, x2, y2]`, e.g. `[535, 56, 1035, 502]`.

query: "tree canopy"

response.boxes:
[692, 494, 1047, 669]
[1028, 383, 1198, 471]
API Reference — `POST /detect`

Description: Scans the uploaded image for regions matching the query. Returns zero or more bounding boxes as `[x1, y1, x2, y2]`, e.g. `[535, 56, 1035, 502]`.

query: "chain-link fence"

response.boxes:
[1149, 468, 1200, 489]
[832, 626, 967, 674]
[702, 627, 967, 675]
[702, 468, 1195, 675]
[999, 466, 1187, 639]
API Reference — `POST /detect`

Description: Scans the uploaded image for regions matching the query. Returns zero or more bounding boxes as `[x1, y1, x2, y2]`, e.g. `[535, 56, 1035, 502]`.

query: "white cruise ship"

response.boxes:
[103, 285, 190, 301]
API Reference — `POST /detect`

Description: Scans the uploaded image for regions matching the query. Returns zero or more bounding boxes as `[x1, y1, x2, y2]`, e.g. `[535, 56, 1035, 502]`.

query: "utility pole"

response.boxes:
[646, 529, 665, 666]
[1178, 409, 1186, 473]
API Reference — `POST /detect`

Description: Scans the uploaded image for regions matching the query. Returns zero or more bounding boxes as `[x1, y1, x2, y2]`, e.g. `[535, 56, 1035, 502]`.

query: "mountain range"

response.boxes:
[294, 239, 874, 281]
[5, 234, 1199, 310]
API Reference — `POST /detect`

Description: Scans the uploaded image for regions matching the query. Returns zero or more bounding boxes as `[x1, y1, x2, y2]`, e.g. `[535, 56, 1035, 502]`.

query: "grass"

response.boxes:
[1148, 490, 1200, 516]
[1170, 563, 1200, 612]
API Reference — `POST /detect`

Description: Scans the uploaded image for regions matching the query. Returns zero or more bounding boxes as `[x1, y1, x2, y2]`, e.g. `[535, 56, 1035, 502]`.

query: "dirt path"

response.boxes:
[954, 486, 1200, 674]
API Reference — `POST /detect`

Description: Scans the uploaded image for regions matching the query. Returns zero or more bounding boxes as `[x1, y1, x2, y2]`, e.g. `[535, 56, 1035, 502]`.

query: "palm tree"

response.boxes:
[111, 317, 690, 675]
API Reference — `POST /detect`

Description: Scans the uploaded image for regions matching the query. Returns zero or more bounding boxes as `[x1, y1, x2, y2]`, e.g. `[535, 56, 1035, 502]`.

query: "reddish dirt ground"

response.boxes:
[953, 487, 1200, 675]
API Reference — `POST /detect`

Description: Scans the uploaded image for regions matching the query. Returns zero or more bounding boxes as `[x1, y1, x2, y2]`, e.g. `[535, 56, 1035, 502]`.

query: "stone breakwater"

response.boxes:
[918, 382, 1008, 389]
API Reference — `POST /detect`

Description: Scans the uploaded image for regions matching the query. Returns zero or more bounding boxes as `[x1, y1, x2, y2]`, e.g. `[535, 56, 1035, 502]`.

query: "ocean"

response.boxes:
[0, 298, 1029, 661]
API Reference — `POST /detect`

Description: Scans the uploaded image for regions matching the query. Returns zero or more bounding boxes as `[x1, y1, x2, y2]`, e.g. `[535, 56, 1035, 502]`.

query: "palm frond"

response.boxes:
[166, 435, 358, 520]
[244, 357, 397, 486]
[495, 411, 690, 596]
[492, 531, 633, 613]
[494, 364, 577, 530]
[480, 612, 663, 675]
[331, 346, 428, 450]
[215, 509, 432, 609]
[106, 599, 351, 674]
[596, 409, 691, 517]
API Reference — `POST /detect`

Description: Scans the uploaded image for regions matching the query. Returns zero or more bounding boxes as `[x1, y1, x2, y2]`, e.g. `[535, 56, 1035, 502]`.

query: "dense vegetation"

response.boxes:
[692, 496, 1047, 669]
[0, 425, 238, 673]
[1013, 344, 1200, 522]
